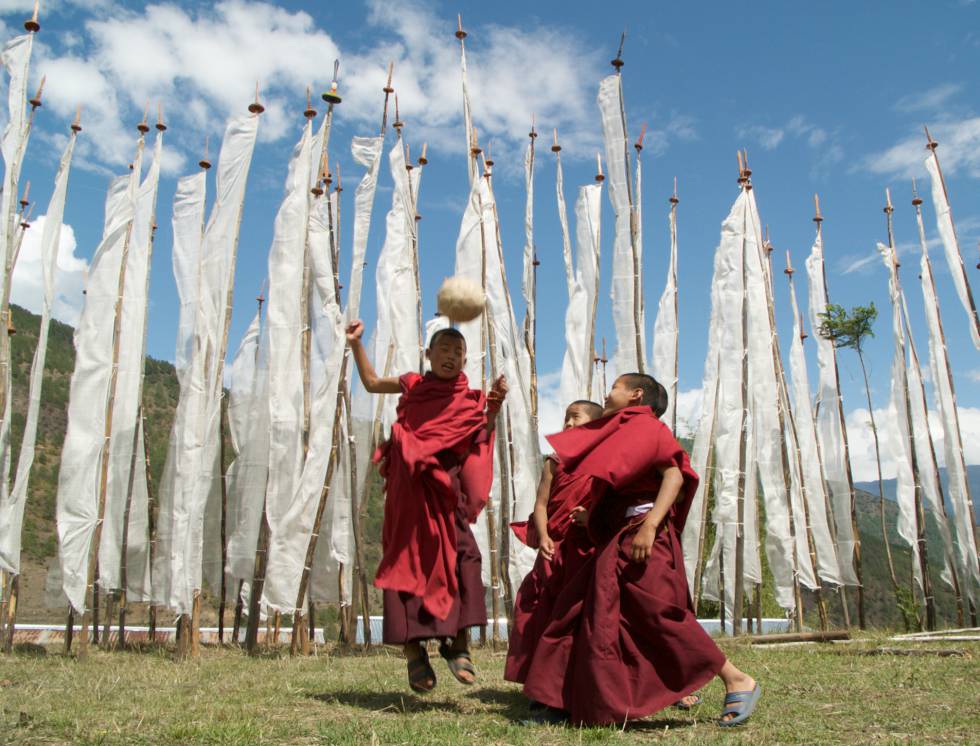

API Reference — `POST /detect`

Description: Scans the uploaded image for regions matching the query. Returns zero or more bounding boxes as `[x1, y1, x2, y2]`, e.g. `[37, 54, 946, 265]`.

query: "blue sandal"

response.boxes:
[717, 683, 761, 727]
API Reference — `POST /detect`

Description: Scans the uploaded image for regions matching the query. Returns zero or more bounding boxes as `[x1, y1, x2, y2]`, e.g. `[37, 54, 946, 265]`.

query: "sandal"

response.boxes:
[407, 647, 437, 694]
[438, 641, 477, 685]
[674, 692, 703, 710]
[717, 683, 761, 727]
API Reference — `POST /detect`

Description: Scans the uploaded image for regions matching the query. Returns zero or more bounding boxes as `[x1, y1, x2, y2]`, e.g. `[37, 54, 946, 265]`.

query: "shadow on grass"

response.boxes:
[310, 689, 467, 714]
[465, 687, 535, 722]
[466, 688, 698, 732]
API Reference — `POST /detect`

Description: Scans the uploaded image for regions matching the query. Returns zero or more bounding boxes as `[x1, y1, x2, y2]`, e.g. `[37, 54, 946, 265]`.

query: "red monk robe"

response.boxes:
[374, 372, 494, 643]
[505, 456, 601, 684]
[522, 405, 726, 725]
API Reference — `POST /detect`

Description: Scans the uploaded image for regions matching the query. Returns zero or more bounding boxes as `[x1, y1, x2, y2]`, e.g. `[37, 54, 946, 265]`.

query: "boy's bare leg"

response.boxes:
[717, 660, 756, 722]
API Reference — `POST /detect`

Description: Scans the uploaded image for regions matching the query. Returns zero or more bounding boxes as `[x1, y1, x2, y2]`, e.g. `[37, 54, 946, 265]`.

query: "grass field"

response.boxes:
[0, 635, 977, 745]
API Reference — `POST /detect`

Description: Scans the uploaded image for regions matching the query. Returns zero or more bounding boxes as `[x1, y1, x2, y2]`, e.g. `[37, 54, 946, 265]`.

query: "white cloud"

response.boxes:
[860, 117, 980, 179]
[22, 0, 615, 177]
[894, 83, 963, 113]
[738, 124, 784, 150]
[738, 115, 843, 176]
[9, 216, 89, 326]
[967, 369, 980, 383]
[844, 404, 980, 482]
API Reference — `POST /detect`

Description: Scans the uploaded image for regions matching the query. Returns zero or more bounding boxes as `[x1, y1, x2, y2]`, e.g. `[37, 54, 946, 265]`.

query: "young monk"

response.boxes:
[504, 400, 604, 685]
[346, 320, 507, 693]
[522, 373, 761, 727]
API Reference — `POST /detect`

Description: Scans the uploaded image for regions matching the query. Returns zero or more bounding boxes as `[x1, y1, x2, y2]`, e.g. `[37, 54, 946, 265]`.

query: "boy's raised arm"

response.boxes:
[346, 320, 402, 394]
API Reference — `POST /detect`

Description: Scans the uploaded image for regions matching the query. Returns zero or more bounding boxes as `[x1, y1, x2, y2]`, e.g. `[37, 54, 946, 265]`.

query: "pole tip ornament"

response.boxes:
[418, 142, 428, 166]
[304, 87, 317, 119]
[137, 103, 150, 134]
[924, 125, 938, 151]
[813, 193, 823, 223]
[669, 176, 678, 204]
[455, 14, 467, 40]
[383, 61, 394, 95]
[393, 94, 403, 132]
[249, 83, 265, 114]
[29, 76, 44, 109]
[470, 127, 482, 157]
[551, 128, 561, 153]
[199, 135, 211, 170]
[321, 59, 343, 104]
[634, 122, 647, 153]
[24, 1, 39, 33]
[156, 103, 167, 132]
[70, 106, 82, 133]
[611, 30, 626, 71]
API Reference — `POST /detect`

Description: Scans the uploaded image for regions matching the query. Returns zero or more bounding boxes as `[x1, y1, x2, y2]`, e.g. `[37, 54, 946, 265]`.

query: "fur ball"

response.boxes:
[436, 276, 486, 323]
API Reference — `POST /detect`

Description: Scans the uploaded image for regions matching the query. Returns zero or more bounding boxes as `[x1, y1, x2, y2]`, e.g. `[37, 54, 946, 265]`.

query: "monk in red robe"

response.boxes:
[505, 400, 603, 685]
[523, 374, 761, 727]
[347, 320, 507, 693]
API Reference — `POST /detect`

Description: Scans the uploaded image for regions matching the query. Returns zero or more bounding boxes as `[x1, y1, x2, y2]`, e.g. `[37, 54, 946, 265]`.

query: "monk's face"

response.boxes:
[563, 404, 596, 430]
[426, 334, 466, 379]
[602, 377, 643, 416]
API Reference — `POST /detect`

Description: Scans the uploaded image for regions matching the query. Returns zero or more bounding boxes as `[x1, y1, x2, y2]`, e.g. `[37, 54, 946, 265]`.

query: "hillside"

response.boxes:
[3, 303, 972, 631]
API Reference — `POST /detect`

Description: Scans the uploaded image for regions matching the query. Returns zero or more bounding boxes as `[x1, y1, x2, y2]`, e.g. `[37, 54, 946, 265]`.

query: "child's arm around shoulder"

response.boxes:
[346, 320, 401, 394]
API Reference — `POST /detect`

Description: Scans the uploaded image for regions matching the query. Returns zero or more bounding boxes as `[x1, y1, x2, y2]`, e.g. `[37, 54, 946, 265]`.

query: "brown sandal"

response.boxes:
[439, 641, 477, 685]
[407, 647, 436, 693]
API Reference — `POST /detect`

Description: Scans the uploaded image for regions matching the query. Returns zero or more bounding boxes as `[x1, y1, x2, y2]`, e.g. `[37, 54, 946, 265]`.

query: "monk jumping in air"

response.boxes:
[522, 373, 761, 727]
[505, 400, 604, 686]
[346, 321, 507, 693]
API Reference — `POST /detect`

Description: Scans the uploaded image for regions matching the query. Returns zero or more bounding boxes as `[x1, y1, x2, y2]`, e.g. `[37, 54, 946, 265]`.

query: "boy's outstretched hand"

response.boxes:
[488, 375, 508, 401]
[346, 320, 365, 343]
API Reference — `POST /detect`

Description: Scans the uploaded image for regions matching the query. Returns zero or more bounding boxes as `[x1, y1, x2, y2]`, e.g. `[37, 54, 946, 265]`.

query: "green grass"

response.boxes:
[1, 636, 977, 744]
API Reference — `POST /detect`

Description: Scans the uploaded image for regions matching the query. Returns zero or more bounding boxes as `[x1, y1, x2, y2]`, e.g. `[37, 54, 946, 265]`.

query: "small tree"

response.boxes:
[817, 303, 907, 623]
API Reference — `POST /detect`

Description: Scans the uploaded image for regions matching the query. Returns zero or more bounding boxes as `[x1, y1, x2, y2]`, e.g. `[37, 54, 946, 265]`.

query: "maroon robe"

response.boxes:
[522, 405, 726, 725]
[374, 372, 493, 638]
[505, 457, 601, 683]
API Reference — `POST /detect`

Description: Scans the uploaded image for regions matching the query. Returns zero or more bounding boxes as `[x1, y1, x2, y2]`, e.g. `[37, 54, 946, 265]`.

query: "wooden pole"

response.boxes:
[668, 182, 680, 433]
[775, 249, 829, 630]
[524, 122, 539, 422]
[116, 407, 143, 649]
[691, 369, 720, 611]
[65, 608, 74, 654]
[2, 574, 17, 653]
[472, 140, 502, 647]
[924, 129, 980, 342]
[610, 41, 644, 373]
[814, 200, 866, 628]
[913, 185, 975, 625]
[79, 134, 146, 657]
[732, 176, 750, 637]
[884, 191, 934, 631]
[287, 110, 320, 654]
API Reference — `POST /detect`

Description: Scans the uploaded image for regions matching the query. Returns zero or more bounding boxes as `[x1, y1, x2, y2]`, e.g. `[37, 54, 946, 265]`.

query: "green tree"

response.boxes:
[817, 303, 910, 624]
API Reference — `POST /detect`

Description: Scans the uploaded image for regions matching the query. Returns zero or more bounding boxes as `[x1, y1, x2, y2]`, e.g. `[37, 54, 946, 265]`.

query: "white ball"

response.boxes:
[437, 276, 486, 323]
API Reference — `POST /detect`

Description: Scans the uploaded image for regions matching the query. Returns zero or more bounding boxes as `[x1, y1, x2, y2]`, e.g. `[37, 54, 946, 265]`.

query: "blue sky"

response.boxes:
[4, 0, 980, 479]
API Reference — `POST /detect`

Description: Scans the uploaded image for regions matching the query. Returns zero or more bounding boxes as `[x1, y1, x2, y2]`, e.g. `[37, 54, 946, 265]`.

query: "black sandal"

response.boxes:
[438, 641, 477, 685]
[407, 647, 437, 694]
